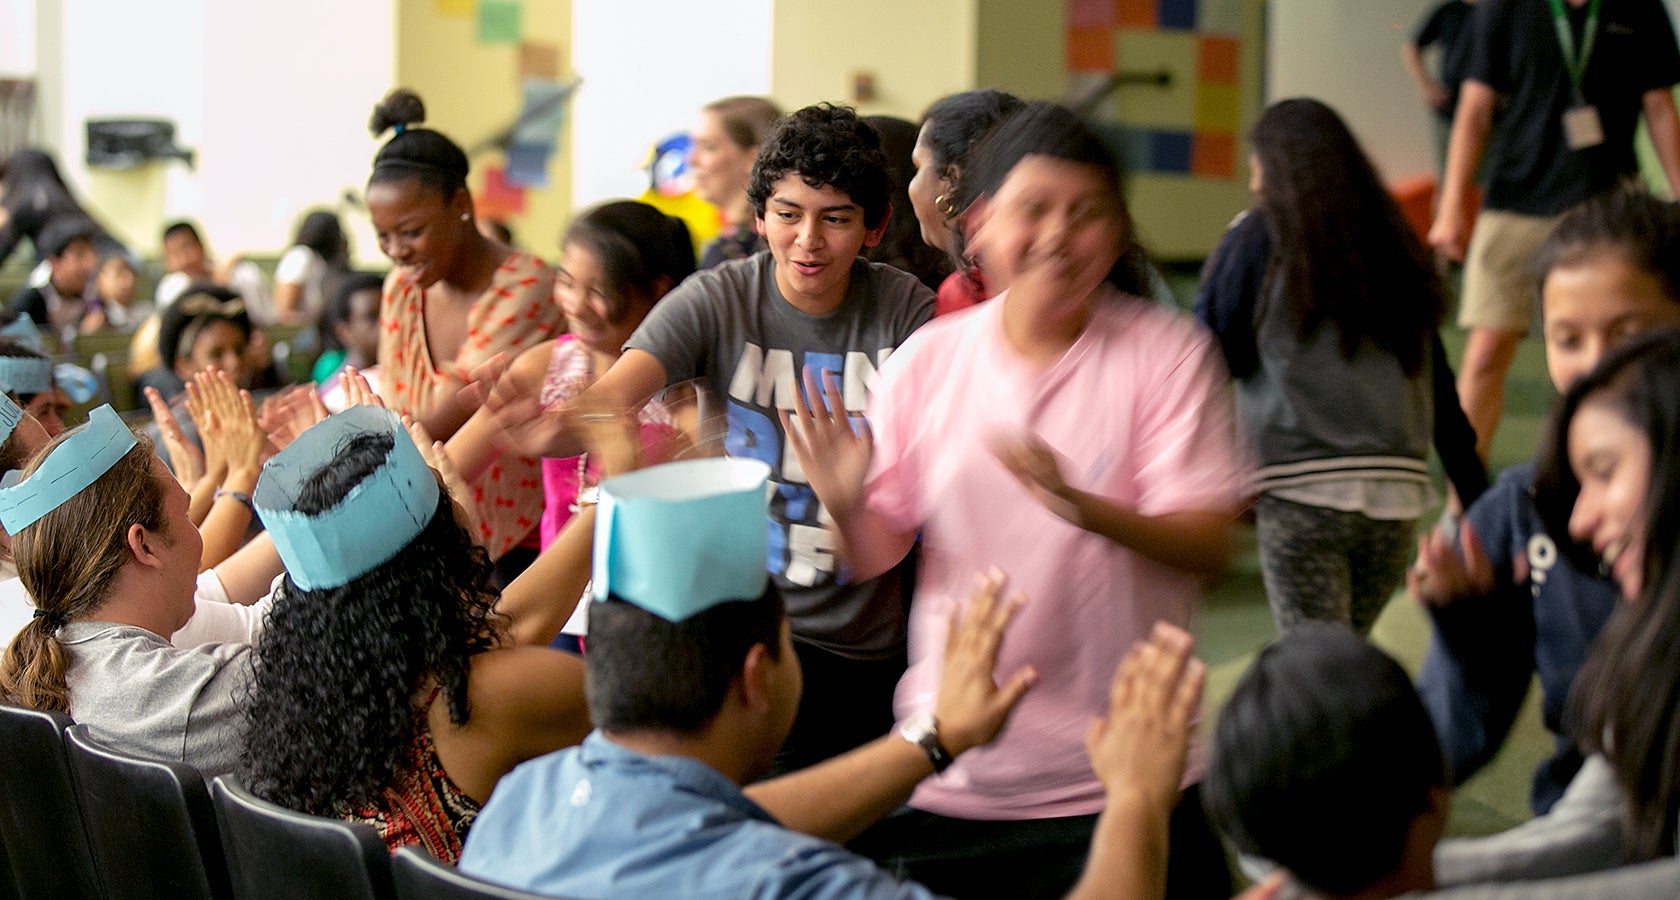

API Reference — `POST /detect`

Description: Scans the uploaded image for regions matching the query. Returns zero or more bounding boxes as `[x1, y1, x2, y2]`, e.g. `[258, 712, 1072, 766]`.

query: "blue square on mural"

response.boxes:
[1149, 131, 1194, 173]
[1158, 0, 1197, 29]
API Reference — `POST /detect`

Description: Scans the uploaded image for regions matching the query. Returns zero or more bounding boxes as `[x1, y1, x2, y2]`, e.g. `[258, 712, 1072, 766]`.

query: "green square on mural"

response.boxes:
[478, 0, 521, 44]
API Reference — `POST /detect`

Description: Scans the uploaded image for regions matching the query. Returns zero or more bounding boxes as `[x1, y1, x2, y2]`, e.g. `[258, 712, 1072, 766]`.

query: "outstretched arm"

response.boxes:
[745, 570, 1036, 843]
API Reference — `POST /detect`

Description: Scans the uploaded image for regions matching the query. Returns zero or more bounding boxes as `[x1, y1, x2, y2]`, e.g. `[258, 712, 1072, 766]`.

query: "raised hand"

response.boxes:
[780, 368, 872, 521]
[184, 378, 226, 479]
[341, 366, 385, 410]
[562, 397, 644, 480]
[933, 569, 1038, 756]
[991, 433, 1082, 524]
[457, 352, 570, 460]
[1409, 518, 1504, 609]
[195, 369, 264, 476]
[404, 414, 481, 540]
[258, 384, 329, 451]
[146, 386, 203, 486]
[1087, 623, 1204, 812]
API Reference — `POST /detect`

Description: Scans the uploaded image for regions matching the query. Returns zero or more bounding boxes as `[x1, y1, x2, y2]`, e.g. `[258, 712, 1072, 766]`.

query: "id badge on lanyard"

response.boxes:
[1550, 0, 1604, 149]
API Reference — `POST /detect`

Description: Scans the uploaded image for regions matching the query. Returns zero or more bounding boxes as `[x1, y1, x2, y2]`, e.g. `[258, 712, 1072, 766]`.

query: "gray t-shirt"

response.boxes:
[627, 252, 935, 657]
[62, 621, 253, 778]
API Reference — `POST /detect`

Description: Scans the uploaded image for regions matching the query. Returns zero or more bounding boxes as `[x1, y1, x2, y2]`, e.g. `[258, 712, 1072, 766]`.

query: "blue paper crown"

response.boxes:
[0, 316, 46, 353]
[0, 355, 53, 395]
[592, 458, 771, 622]
[0, 405, 137, 534]
[0, 388, 22, 447]
[253, 406, 440, 591]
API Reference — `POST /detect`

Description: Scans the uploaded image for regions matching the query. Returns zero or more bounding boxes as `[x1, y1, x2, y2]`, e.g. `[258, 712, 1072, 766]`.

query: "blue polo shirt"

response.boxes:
[458, 731, 943, 899]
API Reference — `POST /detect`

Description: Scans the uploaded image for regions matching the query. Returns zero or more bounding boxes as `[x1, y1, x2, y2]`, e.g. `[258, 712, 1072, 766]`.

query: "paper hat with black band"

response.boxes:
[0, 405, 137, 534]
[592, 458, 771, 622]
[253, 405, 440, 591]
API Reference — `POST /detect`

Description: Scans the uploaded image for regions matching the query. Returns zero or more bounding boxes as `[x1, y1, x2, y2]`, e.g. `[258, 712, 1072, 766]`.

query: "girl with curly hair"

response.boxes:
[240, 407, 591, 862]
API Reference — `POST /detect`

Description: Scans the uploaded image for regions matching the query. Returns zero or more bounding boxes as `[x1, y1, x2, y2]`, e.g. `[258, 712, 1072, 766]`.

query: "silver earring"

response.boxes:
[461, 213, 470, 222]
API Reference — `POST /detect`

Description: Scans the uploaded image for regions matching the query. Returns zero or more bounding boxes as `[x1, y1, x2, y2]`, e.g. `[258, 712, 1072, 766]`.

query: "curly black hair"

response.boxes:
[747, 103, 890, 230]
[239, 432, 505, 816]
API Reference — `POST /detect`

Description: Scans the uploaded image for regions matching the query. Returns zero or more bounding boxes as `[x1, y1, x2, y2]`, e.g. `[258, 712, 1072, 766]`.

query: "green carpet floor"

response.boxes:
[1170, 263, 1558, 837]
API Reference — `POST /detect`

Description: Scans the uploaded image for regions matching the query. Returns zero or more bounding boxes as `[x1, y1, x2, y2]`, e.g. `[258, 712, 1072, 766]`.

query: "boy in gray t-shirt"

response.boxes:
[554, 104, 935, 768]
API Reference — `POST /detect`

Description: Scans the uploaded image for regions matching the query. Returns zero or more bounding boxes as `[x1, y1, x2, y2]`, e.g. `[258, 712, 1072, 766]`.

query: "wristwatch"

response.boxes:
[898, 713, 954, 773]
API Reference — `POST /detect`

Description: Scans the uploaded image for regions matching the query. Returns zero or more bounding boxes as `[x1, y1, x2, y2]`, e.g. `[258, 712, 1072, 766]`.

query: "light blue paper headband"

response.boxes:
[0, 405, 137, 534]
[0, 389, 22, 447]
[0, 316, 46, 353]
[592, 458, 771, 622]
[0, 355, 53, 396]
[254, 406, 440, 591]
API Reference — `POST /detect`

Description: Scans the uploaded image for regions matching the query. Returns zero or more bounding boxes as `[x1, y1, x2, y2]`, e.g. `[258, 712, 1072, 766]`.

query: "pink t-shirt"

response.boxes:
[866, 287, 1247, 820]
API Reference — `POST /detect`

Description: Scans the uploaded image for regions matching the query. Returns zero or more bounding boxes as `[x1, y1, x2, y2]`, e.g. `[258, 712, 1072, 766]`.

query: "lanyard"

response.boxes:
[1547, 0, 1602, 97]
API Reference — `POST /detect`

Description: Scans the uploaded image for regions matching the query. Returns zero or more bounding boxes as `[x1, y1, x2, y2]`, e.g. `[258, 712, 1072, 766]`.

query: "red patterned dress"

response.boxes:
[346, 702, 480, 863]
[377, 251, 561, 557]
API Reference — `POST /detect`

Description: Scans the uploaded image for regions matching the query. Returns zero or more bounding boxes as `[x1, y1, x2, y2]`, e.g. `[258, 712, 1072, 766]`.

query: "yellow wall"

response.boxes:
[396, 0, 573, 256]
[770, 0, 975, 120]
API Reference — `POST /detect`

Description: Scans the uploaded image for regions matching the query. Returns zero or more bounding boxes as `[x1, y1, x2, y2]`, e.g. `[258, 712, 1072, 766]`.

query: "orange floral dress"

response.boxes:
[378, 251, 561, 558]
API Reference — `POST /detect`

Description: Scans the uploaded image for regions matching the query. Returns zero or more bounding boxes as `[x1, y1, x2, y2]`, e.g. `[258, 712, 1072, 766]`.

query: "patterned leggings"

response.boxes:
[1255, 495, 1416, 636]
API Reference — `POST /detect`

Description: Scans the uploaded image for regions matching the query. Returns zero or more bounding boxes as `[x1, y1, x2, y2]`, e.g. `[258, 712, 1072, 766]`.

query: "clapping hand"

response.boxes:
[146, 386, 203, 486]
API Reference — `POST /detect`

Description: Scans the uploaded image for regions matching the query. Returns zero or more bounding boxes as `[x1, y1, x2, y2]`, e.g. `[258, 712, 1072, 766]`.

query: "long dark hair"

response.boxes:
[961, 102, 1151, 297]
[1533, 329, 1680, 860]
[1250, 98, 1444, 375]
[239, 432, 504, 816]
[562, 200, 695, 324]
[861, 115, 952, 290]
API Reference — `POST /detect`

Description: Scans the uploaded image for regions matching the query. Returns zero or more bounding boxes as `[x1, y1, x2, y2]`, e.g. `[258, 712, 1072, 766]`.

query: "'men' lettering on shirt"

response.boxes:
[724, 342, 892, 587]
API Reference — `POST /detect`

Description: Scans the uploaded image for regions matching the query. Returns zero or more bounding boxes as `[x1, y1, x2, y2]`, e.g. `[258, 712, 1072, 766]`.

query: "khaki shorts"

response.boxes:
[1458, 208, 1565, 332]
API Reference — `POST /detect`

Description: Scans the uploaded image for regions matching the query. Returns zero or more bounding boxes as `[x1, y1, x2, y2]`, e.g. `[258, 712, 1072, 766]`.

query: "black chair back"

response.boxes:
[0, 704, 102, 899]
[211, 776, 395, 900]
[65, 724, 232, 900]
[391, 846, 556, 900]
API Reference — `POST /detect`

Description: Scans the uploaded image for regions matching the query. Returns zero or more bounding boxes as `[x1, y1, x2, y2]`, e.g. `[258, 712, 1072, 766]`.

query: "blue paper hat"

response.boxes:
[0, 354, 52, 396]
[592, 458, 771, 621]
[0, 316, 46, 354]
[0, 405, 137, 534]
[0, 387, 22, 447]
[253, 406, 440, 591]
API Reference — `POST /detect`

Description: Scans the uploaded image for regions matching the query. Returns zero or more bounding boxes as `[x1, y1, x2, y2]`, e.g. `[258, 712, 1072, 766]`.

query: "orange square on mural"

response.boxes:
[1192, 132, 1238, 179]
[1067, 27, 1115, 72]
[1197, 36, 1240, 83]
[1116, 0, 1156, 29]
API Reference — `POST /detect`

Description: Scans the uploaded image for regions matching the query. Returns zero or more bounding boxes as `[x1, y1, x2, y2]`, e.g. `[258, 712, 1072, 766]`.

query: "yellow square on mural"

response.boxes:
[1195, 81, 1241, 133]
[1112, 30, 1199, 131]
[434, 0, 474, 16]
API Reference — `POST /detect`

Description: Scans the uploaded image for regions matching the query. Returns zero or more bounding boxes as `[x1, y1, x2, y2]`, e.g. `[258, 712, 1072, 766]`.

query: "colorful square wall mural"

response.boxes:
[1068, 0, 1243, 179]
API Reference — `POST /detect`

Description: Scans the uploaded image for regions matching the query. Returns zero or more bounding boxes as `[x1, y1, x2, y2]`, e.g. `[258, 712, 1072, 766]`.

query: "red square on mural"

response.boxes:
[1197, 36, 1241, 83]
[1192, 132, 1238, 179]
[1067, 27, 1115, 72]
[1116, 0, 1156, 29]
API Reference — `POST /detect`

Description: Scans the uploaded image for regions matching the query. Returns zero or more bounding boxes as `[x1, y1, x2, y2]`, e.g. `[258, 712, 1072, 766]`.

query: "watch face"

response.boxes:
[901, 712, 936, 740]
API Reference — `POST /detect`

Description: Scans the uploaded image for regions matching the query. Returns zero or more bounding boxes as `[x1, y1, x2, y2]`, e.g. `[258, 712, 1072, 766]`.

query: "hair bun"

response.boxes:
[369, 89, 427, 138]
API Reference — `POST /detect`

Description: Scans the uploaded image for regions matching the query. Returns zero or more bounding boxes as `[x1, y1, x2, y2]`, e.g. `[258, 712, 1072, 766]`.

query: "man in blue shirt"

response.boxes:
[459, 458, 1204, 900]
